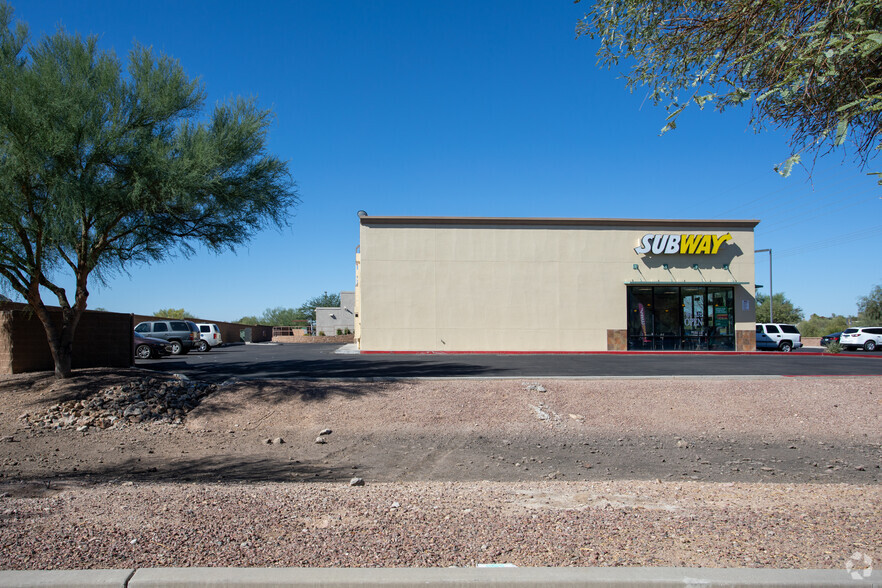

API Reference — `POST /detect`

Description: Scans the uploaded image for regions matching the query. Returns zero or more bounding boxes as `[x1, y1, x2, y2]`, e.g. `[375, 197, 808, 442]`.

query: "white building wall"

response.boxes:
[356, 218, 757, 351]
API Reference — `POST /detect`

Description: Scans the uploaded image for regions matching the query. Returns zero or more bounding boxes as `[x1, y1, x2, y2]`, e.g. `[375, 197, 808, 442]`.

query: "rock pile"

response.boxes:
[24, 377, 217, 430]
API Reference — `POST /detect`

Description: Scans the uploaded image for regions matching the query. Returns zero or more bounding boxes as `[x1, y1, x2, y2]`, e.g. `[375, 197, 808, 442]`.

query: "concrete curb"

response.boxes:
[0, 567, 877, 587]
[0, 568, 135, 587]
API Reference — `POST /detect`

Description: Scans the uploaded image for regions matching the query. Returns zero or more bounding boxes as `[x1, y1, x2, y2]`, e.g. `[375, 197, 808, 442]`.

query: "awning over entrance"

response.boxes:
[625, 281, 749, 285]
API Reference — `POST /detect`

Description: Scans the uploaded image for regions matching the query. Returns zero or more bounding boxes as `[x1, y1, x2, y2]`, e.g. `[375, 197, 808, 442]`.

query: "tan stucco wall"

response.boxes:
[356, 220, 756, 351]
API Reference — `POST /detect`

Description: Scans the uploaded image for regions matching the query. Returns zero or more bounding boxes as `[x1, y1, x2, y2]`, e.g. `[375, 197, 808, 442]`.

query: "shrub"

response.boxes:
[336, 328, 343, 335]
[344, 328, 351, 335]
[318, 331, 325, 337]
[825, 341, 843, 354]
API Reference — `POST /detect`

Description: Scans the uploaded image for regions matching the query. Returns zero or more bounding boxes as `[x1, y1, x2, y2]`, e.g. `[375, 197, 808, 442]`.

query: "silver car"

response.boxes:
[196, 323, 223, 352]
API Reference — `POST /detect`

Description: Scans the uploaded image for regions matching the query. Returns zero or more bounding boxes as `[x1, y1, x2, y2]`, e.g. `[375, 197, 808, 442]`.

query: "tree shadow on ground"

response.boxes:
[186, 379, 395, 423]
[0, 367, 180, 411]
[7, 455, 353, 488]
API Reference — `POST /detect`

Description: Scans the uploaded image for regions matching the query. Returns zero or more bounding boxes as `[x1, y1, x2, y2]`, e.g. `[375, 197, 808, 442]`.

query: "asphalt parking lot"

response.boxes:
[135, 343, 882, 381]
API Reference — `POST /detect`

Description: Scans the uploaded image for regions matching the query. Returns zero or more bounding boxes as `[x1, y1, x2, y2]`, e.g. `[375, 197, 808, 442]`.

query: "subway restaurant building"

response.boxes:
[354, 217, 759, 352]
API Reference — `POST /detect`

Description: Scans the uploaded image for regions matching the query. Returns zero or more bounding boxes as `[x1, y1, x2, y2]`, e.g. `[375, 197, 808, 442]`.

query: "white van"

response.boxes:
[196, 323, 223, 352]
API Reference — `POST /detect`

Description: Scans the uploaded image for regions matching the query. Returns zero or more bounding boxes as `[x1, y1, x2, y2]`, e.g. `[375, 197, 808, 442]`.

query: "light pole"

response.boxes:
[755, 248, 773, 322]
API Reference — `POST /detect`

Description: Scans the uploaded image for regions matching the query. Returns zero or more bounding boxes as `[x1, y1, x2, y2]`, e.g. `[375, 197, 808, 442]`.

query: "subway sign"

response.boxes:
[634, 233, 732, 255]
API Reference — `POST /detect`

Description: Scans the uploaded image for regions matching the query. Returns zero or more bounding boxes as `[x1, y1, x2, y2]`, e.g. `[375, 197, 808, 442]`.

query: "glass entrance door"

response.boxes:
[654, 287, 680, 349]
[682, 287, 706, 350]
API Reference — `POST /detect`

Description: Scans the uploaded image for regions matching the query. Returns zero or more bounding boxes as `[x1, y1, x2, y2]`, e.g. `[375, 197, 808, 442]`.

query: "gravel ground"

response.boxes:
[1, 480, 879, 570]
[0, 369, 880, 570]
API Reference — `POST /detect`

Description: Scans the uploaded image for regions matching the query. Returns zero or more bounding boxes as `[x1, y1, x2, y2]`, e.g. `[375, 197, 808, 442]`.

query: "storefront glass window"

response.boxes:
[627, 285, 735, 351]
[627, 287, 654, 350]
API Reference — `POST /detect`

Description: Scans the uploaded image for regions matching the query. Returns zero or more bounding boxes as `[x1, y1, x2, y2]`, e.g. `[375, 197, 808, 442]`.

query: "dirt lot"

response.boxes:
[0, 369, 880, 570]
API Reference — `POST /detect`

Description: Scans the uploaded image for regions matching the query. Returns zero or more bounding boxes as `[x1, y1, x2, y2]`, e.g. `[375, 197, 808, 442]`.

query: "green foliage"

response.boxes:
[0, 4, 297, 377]
[260, 306, 307, 326]
[755, 292, 804, 324]
[577, 0, 882, 182]
[296, 291, 341, 323]
[857, 284, 882, 323]
[318, 331, 326, 337]
[336, 328, 343, 335]
[797, 313, 849, 337]
[235, 294, 341, 326]
[154, 308, 194, 320]
[825, 341, 843, 354]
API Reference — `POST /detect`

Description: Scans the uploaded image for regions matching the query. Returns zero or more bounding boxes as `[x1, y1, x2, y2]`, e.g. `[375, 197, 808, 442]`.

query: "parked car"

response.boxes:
[196, 323, 223, 352]
[839, 327, 882, 351]
[755, 323, 803, 352]
[134, 320, 201, 355]
[133, 332, 172, 359]
[820, 332, 842, 347]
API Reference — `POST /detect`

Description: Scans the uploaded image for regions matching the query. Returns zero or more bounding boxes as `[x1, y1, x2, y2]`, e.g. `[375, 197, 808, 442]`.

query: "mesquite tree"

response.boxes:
[577, 0, 882, 180]
[0, 4, 298, 377]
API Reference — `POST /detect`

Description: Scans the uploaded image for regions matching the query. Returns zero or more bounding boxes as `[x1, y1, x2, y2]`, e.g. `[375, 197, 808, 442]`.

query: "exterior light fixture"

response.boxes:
[633, 264, 638, 270]
[692, 264, 699, 270]
[723, 264, 729, 270]
[662, 264, 669, 271]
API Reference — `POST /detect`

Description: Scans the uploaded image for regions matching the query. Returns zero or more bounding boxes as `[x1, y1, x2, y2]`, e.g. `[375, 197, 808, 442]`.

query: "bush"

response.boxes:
[318, 331, 325, 337]
[798, 313, 849, 337]
[344, 328, 351, 335]
[336, 328, 343, 335]
[825, 341, 843, 354]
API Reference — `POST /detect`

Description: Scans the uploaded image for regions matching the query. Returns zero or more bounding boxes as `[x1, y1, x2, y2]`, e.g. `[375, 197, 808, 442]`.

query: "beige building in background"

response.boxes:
[354, 216, 758, 352]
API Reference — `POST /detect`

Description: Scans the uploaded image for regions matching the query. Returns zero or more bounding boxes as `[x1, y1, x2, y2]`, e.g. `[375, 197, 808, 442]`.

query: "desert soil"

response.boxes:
[0, 368, 879, 570]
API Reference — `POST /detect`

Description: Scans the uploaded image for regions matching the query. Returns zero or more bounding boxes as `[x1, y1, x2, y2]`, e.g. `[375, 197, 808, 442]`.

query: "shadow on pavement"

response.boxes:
[151, 357, 502, 382]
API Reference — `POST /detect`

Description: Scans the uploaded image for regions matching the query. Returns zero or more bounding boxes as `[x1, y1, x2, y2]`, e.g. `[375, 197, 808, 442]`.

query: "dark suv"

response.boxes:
[134, 320, 201, 355]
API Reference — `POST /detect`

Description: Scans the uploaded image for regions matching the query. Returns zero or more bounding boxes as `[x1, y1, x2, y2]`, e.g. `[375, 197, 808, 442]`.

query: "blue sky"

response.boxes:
[9, 0, 881, 321]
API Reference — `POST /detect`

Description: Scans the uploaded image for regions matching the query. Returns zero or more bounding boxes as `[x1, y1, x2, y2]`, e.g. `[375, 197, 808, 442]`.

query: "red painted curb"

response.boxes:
[359, 350, 881, 358]
[783, 374, 881, 377]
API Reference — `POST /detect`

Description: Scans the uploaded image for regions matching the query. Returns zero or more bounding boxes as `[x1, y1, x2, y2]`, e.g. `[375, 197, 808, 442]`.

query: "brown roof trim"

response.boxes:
[359, 216, 760, 229]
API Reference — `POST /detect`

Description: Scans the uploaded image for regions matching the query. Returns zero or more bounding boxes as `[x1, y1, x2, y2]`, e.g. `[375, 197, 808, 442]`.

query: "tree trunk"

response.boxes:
[52, 339, 73, 379]
[27, 294, 81, 379]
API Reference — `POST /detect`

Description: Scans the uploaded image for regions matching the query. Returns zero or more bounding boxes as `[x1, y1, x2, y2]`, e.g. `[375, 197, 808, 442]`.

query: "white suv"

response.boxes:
[755, 323, 803, 352]
[839, 327, 882, 351]
[196, 323, 223, 352]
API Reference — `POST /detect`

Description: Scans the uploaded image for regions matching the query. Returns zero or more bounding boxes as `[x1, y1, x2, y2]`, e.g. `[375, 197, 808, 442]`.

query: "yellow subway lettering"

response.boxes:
[694, 235, 712, 254]
[711, 233, 732, 254]
[680, 234, 701, 254]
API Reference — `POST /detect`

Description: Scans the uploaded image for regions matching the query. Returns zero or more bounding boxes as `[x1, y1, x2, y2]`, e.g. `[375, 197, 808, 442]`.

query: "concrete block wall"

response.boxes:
[273, 333, 355, 344]
[0, 303, 133, 374]
[0, 304, 276, 375]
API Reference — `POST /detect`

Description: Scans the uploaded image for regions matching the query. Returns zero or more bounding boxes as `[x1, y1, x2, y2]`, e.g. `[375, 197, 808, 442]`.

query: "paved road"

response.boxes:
[135, 343, 882, 381]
